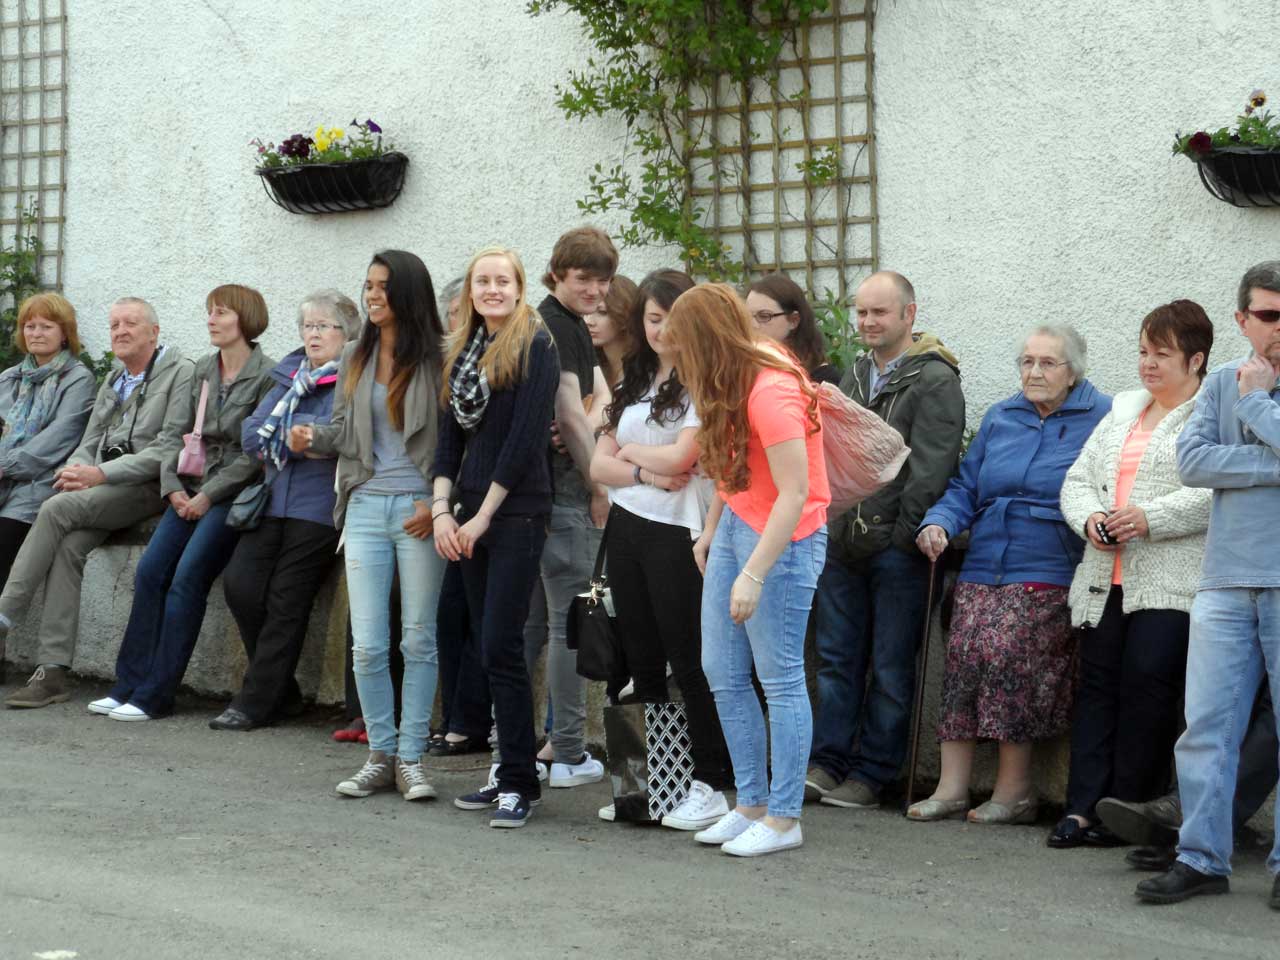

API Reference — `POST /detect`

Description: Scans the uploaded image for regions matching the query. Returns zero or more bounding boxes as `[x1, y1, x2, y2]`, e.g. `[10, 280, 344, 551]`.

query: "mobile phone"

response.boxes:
[1095, 519, 1118, 546]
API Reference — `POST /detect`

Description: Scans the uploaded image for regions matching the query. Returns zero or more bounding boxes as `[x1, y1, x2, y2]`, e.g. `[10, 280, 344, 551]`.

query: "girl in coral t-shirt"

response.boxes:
[665, 283, 830, 858]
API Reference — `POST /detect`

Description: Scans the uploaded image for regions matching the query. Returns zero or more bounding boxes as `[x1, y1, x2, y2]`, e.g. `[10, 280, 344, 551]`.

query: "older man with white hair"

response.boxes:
[1, 297, 194, 708]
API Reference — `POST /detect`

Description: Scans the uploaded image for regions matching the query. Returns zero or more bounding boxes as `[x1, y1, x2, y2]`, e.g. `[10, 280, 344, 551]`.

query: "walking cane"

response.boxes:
[904, 558, 938, 814]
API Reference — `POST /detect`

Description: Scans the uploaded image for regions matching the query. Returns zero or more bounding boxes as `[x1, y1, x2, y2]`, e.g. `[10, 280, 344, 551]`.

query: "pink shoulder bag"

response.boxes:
[177, 380, 209, 478]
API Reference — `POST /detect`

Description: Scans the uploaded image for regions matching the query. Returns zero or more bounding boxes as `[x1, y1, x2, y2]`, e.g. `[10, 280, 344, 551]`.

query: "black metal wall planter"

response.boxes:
[1194, 148, 1280, 208]
[255, 152, 409, 214]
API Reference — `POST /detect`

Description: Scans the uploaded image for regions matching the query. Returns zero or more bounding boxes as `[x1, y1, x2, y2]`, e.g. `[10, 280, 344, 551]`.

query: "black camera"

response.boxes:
[1094, 519, 1118, 546]
[101, 441, 133, 462]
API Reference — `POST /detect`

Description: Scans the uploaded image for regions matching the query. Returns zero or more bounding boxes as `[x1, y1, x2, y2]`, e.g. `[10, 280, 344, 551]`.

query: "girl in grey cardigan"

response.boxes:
[1051, 301, 1213, 849]
[0, 294, 95, 588]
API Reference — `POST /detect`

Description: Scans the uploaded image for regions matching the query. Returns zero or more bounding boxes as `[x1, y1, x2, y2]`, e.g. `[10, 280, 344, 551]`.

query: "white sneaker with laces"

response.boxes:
[549, 751, 604, 788]
[598, 802, 616, 822]
[661, 781, 729, 831]
[396, 757, 437, 801]
[721, 820, 803, 858]
[694, 810, 756, 845]
[88, 696, 123, 716]
[108, 703, 151, 722]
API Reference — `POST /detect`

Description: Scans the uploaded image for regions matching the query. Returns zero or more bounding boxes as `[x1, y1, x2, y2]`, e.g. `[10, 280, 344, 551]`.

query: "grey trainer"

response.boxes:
[820, 778, 881, 809]
[395, 756, 438, 801]
[804, 766, 840, 801]
[4, 665, 70, 709]
[336, 751, 396, 797]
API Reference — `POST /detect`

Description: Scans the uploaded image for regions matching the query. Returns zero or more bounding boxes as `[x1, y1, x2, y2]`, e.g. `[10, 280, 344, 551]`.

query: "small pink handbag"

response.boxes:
[177, 380, 209, 478]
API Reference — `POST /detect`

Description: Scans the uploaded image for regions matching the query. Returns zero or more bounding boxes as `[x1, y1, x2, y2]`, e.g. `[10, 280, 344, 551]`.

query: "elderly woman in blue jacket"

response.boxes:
[909, 323, 1111, 825]
[209, 290, 360, 731]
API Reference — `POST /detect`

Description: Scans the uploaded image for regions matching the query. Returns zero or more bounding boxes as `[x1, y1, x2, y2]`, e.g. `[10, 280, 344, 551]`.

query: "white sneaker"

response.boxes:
[694, 810, 756, 845]
[108, 703, 151, 722]
[88, 696, 123, 716]
[661, 781, 730, 831]
[549, 751, 604, 788]
[537, 760, 549, 783]
[598, 802, 616, 822]
[721, 820, 803, 858]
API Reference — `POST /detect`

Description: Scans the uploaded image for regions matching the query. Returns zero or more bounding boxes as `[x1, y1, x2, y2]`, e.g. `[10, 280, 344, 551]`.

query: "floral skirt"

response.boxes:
[936, 581, 1078, 743]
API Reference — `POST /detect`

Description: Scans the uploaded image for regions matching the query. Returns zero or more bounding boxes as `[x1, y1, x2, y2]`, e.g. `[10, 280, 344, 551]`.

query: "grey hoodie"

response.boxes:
[67, 345, 196, 487]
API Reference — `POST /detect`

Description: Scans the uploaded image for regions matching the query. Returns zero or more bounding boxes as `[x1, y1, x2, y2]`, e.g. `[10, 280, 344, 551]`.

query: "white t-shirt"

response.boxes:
[608, 382, 715, 537]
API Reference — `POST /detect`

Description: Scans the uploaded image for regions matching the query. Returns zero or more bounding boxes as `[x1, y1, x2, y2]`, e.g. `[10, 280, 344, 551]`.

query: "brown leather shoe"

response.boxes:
[4, 665, 70, 708]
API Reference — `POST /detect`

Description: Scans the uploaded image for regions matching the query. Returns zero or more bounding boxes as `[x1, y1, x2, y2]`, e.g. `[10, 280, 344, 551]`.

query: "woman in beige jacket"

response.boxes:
[1051, 301, 1213, 848]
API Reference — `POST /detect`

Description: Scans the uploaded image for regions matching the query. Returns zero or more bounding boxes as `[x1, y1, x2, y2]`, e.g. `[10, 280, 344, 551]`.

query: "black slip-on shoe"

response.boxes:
[1135, 862, 1228, 904]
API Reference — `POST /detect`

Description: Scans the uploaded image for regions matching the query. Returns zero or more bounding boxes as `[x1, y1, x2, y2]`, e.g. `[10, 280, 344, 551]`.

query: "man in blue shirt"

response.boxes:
[1138, 261, 1280, 908]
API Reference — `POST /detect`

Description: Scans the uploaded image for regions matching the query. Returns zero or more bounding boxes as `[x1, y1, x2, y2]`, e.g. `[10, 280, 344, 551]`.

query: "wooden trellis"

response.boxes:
[0, 0, 66, 289]
[685, 0, 875, 302]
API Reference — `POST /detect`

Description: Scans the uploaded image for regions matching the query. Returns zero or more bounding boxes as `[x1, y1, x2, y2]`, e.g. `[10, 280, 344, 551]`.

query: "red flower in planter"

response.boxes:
[1188, 131, 1213, 155]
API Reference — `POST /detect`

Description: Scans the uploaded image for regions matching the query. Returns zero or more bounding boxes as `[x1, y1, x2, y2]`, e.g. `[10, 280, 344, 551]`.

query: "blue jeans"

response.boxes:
[701, 505, 826, 819]
[810, 546, 930, 791]
[344, 492, 447, 759]
[111, 503, 240, 715]
[1175, 587, 1280, 877]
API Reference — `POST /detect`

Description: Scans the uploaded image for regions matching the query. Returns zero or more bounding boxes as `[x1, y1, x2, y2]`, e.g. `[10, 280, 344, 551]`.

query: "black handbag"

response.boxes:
[225, 478, 272, 531]
[567, 520, 622, 681]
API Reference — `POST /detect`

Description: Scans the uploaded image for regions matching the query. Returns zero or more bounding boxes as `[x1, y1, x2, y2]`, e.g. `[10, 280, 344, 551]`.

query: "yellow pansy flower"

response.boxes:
[315, 132, 331, 152]
[328, 127, 344, 141]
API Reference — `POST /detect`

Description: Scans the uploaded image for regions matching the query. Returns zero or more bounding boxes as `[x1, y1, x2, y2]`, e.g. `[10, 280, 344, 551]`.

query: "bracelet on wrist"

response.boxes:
[742, 568, 765, 586]
[633, 465, 643, 486]
[431, 511, 449, 521]
[432, 496, 449, 504]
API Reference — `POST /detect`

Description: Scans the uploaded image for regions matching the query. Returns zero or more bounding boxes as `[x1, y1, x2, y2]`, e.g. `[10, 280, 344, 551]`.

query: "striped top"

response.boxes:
[1111, 413, 1154, 585]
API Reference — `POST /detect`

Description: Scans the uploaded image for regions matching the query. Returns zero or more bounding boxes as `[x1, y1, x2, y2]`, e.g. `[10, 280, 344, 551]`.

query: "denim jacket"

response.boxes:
[1176, 356, 1280, 590]
[241, 348, 339, 528]
[920, 379, 1111, 586]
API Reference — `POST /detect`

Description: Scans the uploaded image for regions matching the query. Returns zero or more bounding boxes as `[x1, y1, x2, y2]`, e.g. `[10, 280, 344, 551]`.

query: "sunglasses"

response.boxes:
[1247, 308, 1280, 324]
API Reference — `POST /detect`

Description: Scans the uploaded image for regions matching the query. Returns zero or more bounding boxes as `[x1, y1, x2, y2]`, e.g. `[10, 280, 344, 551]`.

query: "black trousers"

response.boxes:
[1067, 587, 1189, 818]
[0, 516, 32, 591]
[460, 511, 547, 799]
[437, 559, 492, 739]
[223, 517, 340, 723]
[607, 504, 732, 790]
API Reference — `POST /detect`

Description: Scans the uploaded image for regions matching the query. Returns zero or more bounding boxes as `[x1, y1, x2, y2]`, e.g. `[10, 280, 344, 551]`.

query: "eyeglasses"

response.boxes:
[752, 310, 789, 325]
[1246, 308, 1280, 324]
[302, 322, 343, 334]
[1018, 356, 1067, 373]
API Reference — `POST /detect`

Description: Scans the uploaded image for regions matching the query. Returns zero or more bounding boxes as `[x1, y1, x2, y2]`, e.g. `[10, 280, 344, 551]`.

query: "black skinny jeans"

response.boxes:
[460, 510, 547, 799]
[1067, 586, 1189, 819]
[223, 517, 340, 722]
[607, 504, 732, 790]
[437, 559, 492, 739]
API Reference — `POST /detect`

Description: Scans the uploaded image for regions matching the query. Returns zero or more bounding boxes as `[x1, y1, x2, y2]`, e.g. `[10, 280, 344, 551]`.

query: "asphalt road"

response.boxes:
[2, 680, 1277, 960]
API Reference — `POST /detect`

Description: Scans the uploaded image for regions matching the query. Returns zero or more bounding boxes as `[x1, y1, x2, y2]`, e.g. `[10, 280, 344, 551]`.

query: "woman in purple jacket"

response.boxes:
[909, 324, 1110, 825]
[209, 290, 360, 730]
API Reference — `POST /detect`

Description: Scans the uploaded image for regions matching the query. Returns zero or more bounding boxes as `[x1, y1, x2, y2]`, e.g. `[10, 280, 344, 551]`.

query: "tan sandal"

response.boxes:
[967, 794, 1039, 825]
[906, 797, 970, 821]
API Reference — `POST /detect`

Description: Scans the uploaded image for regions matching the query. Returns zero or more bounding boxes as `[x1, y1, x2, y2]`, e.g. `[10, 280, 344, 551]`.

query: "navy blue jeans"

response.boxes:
[810, 545, 931, 791]
[437, 559, 492, 739]
[460, 511, 548, 799]
[110, 503, 240, 715]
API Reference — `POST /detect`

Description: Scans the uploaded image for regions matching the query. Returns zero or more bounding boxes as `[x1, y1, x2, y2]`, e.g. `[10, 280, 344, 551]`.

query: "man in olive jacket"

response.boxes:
[2, 297, 194, 708]
[806, 271, 965, 809]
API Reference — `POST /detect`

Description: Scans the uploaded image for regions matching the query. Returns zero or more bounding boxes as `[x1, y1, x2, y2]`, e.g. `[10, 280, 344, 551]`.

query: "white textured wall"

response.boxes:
[63, 0, 675, 361]
[65, 0, 1278, 422]
[874, 0, 1279, 420]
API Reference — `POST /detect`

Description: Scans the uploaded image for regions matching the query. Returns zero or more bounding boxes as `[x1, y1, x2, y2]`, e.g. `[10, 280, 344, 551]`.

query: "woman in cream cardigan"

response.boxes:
[1050, 301, 1214, 848]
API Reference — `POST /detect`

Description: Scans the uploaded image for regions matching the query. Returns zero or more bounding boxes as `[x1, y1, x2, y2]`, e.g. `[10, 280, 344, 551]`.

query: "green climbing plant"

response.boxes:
[527, 0, 831, 281]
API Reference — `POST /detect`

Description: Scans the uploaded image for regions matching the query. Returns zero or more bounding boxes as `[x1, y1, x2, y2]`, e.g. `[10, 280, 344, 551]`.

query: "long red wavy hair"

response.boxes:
[664, 283, 819, 494]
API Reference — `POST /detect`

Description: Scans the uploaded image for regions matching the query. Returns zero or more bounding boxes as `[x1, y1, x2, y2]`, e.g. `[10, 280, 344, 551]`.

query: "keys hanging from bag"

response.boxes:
[177, 379, 210, 478]
[567, 518, 622, 681]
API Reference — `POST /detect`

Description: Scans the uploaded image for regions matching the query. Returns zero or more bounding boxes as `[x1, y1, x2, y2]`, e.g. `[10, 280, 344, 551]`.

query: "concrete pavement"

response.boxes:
[2, 679, 1277, 960]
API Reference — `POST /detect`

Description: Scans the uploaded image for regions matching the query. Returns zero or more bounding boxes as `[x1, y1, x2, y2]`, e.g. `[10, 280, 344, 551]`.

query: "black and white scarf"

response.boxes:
[449, 325, 492, 432]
